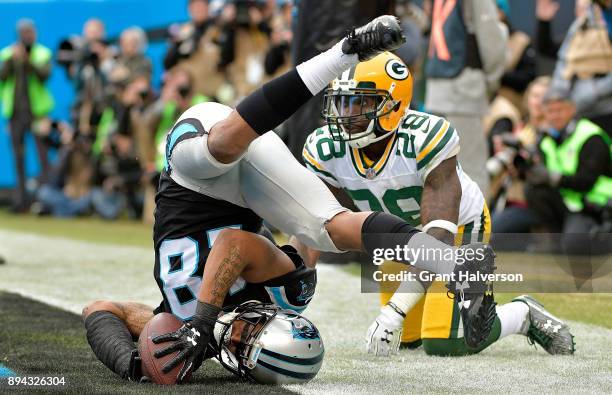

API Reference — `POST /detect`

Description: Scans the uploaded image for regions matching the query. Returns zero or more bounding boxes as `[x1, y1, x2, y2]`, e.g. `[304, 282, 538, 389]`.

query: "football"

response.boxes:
[138, 313, 192, 385]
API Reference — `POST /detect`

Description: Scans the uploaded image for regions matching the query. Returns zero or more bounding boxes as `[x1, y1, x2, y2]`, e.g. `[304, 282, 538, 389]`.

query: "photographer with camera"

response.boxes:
[114, 27, 152, 83]
[163, 0, 227, 99]
[91, 69, 151, 220]
[0, 19, 54, 213]
[524, 85, 612, 255]
[33, 119, 95, 217]
[263, 0, 293, 79]
[136, 68, 209, 223]
[216, 0, 274, 100]
[489, 77, 551, 237]
[57, 19, 114, 137]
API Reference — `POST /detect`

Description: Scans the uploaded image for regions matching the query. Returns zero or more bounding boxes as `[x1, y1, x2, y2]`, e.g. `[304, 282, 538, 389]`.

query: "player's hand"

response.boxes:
[152, 323, 210, 383]
[365, 305, 404, 356]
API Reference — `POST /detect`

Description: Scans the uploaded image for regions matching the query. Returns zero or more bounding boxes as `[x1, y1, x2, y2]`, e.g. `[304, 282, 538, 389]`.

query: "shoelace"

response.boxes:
[526, 320, 554, 351]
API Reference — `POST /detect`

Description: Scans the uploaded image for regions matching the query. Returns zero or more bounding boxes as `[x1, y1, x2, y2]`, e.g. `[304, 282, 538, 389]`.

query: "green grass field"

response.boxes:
[1, 211, 612, 393]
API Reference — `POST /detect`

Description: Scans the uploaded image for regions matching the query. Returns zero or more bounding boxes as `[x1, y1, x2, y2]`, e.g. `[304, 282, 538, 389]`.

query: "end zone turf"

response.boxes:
[1, 229, 612, 393]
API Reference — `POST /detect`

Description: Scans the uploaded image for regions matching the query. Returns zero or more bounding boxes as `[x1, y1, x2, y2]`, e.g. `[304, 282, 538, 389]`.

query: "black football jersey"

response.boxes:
[153, 171, 262, 320]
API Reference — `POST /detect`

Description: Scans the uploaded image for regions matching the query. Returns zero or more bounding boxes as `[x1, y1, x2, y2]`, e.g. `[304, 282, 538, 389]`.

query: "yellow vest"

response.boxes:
[0, 43, 54, 118]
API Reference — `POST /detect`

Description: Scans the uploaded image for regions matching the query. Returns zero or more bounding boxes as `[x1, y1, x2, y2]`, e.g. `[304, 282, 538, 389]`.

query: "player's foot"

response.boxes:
[447, 243, 497, 349]
[513, 295, 575, 355]
[342, 15, 406, 61]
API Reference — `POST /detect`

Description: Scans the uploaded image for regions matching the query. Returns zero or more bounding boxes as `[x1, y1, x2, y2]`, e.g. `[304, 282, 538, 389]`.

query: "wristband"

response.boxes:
[191, 301, 222, 333]
[422, 220, 458, 235]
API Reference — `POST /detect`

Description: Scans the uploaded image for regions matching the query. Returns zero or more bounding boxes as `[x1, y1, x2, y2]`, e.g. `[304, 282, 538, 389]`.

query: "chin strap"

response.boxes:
[347, 121, 396, 149]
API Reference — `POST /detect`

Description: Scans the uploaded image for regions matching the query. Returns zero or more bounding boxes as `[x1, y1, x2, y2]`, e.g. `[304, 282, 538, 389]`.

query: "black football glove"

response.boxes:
[152, 302, 221, 383]
[152, 322, 211, 383]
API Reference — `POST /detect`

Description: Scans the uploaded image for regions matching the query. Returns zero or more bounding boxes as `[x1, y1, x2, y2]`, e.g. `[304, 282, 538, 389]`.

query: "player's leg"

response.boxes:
[421, 208, 494, 355]
[241, 130, 497, 349]
[207, 16, 405, 164]
[242, 131, 458, 275]
[82, 301, 154, 380]
[419, 208, 560, 357]
[421, 296, 530, 356]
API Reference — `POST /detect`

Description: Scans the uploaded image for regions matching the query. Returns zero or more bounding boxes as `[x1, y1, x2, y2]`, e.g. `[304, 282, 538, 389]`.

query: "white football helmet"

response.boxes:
[213, 301, 324, 384]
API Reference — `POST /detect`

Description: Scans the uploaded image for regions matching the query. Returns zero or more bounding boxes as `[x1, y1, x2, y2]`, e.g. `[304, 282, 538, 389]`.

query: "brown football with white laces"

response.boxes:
[138, 313, 193, 385]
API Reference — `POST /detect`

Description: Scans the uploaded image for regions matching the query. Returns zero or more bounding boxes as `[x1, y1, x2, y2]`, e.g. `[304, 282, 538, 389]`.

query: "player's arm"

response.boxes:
[151, 230, 296, 382]
[420, 156, 461, 244]
[207, 16, 405, 164]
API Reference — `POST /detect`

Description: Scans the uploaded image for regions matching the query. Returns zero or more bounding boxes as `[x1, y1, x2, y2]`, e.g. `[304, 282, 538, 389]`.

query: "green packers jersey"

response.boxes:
[302, 109, 486, 229]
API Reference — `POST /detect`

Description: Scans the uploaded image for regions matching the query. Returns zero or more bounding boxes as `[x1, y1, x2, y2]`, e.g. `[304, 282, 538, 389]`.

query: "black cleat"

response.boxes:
[513, 295, 575, 355]
[342, 15, 406, 61]
[446, 243, 497, 349]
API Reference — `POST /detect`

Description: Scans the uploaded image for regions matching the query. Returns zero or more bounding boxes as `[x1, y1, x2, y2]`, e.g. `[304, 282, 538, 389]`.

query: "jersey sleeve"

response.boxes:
[302, 129, 342, 188]
[413, 115, 460, 181]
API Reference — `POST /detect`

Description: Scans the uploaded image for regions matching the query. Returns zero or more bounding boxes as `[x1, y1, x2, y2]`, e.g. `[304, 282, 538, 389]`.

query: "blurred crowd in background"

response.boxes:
[1, 0, 611, 250]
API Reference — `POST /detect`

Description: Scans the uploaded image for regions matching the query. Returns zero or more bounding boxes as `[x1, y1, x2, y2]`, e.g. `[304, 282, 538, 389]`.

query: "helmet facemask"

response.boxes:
[213, 301, 276, 381]
[323, 83, 399, 149]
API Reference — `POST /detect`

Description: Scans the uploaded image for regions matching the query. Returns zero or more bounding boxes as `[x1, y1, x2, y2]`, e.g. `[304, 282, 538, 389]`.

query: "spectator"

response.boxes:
[114, 27, 152, 83]
[263, 0, 293, 78]
[524, 86, 611, 255]
[490, 76, 551, 237]
[137, 68, 209, 223]
[0, 19, 54, 212]
[164, 0, 226, 99]
[60, 19, 115, 137]
[219, 0, 273, 100]
[496, 0, 536, 115]
[550, 0, 612, 137]
[484, 0, 537, 157]
[34, 120, 94, 217]
[425, 0, 508, 195]
[535, 0, 591, 75]
[144, 68, 209, 173]
[91, 70, 148, 219]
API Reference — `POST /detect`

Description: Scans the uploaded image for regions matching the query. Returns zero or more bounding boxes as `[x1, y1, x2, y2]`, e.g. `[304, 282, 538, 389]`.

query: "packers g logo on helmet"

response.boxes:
[385, 59, 409, 80]
[323, 52, 413, 149]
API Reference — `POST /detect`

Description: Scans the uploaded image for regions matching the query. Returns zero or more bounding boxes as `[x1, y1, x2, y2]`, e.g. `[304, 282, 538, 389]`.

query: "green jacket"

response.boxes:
[0, 43, 54, 118]
[540, 119, 612, 212]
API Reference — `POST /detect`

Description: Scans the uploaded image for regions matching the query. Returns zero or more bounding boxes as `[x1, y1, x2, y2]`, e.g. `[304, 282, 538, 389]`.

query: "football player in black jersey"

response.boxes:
[82, 16, 496, 384]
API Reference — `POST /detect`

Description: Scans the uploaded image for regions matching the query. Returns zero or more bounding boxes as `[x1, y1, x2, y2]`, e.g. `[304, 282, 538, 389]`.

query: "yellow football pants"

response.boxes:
[379, 205, 491, 342]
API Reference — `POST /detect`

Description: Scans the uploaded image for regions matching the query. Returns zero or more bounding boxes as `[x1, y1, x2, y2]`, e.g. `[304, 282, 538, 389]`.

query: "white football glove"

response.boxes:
[365, 304, 404, 356]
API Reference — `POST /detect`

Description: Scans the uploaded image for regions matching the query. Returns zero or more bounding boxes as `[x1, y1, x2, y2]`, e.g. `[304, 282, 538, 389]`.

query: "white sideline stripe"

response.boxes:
[2, 230, 612, 393]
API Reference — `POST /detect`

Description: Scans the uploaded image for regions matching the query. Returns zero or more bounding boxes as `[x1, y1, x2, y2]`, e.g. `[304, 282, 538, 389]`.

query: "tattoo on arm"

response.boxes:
[208, 246, 245, 306]
[421, 157, 461, 244]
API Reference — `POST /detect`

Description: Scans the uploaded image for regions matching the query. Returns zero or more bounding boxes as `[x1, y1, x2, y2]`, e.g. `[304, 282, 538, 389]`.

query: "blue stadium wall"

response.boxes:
[0, 0, 188, 188]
